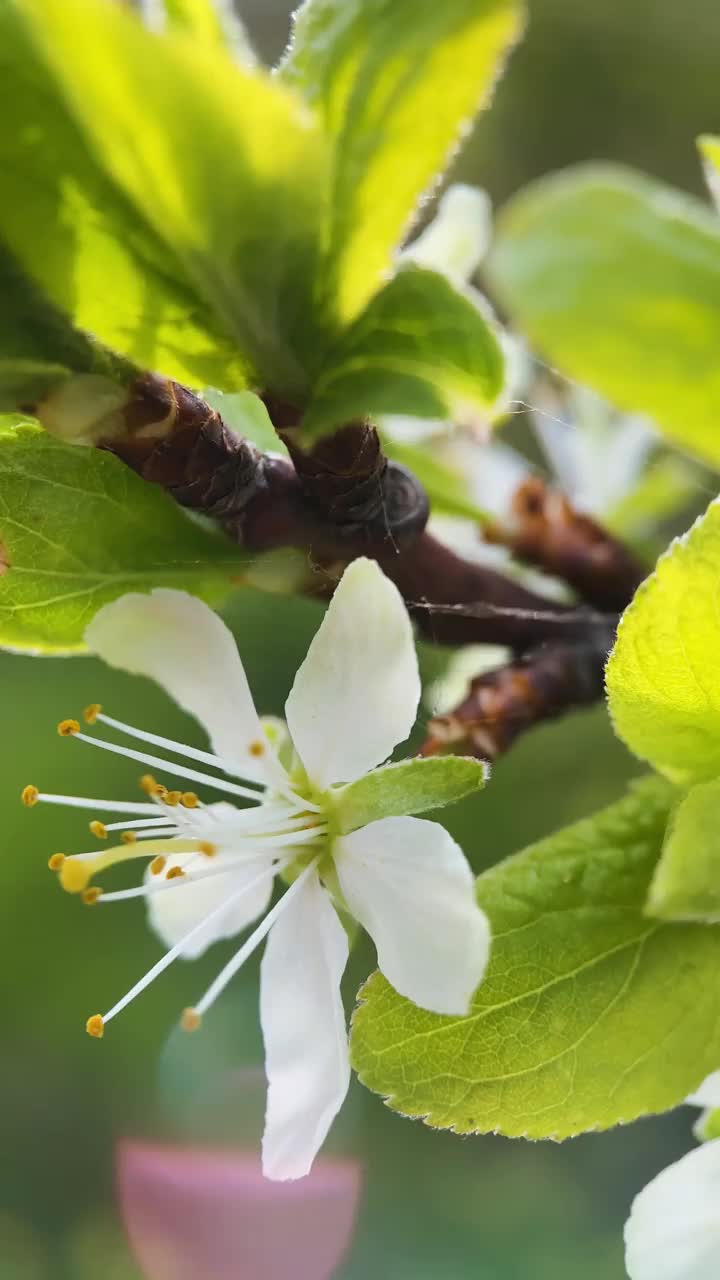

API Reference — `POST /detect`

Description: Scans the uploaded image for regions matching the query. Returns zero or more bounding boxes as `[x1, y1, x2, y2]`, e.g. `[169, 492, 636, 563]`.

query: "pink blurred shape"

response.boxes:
[117, 1140, 362, 1280]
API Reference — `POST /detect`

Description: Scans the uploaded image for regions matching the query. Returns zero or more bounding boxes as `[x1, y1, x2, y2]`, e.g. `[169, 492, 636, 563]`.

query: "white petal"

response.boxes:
[625, 1141, 720, 1280]
[531, 409, 580, 497]
[335, 816, 490, 1016]
[687, 1071, 720, 1109]
[85, 589, 283, 785]
[401, 184, 492, 286]
[260, 875, 350, 1181]
[285, 559, 420, 790]
[146, 851, 274, 960]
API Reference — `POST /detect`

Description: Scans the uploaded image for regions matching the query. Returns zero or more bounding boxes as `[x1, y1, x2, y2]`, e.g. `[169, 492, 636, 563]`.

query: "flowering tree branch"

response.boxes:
[420, 637, 614, 760]
[91, 371, 639, 760]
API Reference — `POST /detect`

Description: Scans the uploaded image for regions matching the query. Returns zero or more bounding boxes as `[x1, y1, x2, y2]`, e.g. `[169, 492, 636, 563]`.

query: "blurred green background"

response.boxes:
[4, 1, 720, 1276]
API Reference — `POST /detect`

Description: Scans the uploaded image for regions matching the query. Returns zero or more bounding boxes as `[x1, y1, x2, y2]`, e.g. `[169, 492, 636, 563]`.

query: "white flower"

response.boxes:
[399, 183, 492, 288]
[623, 1073, 720, 1280]
[27, 558, 490, 1181]
[624, 1140, 720, 1280]
[529, 383, 656, 520]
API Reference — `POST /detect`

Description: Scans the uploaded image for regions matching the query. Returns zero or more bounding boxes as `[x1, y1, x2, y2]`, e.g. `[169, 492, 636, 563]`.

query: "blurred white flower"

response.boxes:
[624, 1139, 720, 1280]
[399, 183, 492, 287]
[529, 383, 656, 520]
[28, 559, 489, 1181]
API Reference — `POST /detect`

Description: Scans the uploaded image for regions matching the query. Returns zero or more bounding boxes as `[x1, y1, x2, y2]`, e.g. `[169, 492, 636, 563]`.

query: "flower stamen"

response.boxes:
[89, 710, 268, 790]
[57, 719, 80, 737]
[86, 861, 283, 1033]
[181, 1007, 202, 1032]
[192, 858, 320, 1019]
[25, 791, 160, 816]
[63, 728, 267, 803]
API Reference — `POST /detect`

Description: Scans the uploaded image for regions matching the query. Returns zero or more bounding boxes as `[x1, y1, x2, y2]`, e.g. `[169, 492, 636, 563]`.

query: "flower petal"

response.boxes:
[117, 1140, 362, 1280]
[400, 184, 492, 287]
[147, 836, 274, 960]
[285, 559, 420, 789]
[625, 1140, 720, 1280]
[260, 875, 350, 1181]
[687, 1071, 720, 1109]
[335, 816, 490, 1016]
[85, 589, 283, 785]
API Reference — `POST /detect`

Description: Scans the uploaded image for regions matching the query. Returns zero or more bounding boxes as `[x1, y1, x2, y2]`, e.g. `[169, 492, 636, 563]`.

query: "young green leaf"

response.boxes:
[351, 777, 720, 1139]
[157, 0, 256, 64]
[300, 266, 505, 442]
[330, 756, 488, 835]
[0, 0, 247, 392]
[0, 243, 136, 415]
[606, 498, 720, 784]
[15, 0, 329, 395]
[647, 779, 720, 922]
[488, 165, 720, 468]
[202, 389, 289, 457]
[0, 421, 246, 654]
[282, 0, 523, 322]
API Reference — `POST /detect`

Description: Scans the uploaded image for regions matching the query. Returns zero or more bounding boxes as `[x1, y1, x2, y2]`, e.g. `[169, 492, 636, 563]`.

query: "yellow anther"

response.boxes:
[198, 841, 217, 858]
[22, 785, 39, 807]
[165, 790, 182, 807]
[121, 831, 137, 845]
[86, 1014, 104, 1039]
[151, 784, 168, 801]
[57, 719, 80, 737]
[59, 859, 92, 893]
[48, 853, 66, 872]
[180, 792, 199, 809]
[166, 866, 185, 880]
[139, 774, 158, 794]
[181, 1007, 202, 1033]
[249, 739, 266, 758]
[150, 855, 166, 876]
[89, 820, 108, 840]
[82, 886, 103, 905]
[83, 703, 102, 725]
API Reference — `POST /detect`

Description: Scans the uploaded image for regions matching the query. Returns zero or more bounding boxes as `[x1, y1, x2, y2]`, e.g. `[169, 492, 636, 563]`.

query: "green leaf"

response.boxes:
[0, 421, 246, 653]
[301, 266, 505, 442]
[603, 454, 698, 547]
[282, 0, 522, 322]
[202, 389, 288, 457]
[330, 756, 488, 835]
[15, 0, 329, 394]
[488, 164, 720, 469]
[0, 0, 247, 392]
[351, 777, 720, 1138]
[0, 242, 136, 414]
[159, 0, 256, 64]
[647, 779, 720, 922]
[607, 498, 720, 784]
[380, 433, 491, 522]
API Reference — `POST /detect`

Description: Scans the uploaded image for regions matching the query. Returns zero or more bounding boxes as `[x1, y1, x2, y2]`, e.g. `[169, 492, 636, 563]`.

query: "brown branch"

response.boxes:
[102, 375, 597, 650]
[486, 476, 646, 612]
[421, 638, 612, 761]
[93, 373, 632, 759]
